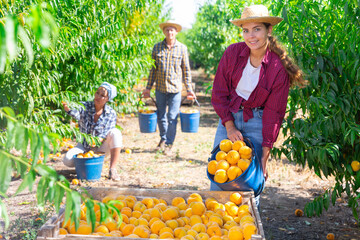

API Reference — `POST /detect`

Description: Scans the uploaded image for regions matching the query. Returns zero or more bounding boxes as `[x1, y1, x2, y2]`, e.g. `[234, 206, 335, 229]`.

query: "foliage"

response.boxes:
[182, 0, 261, 78]
[0, 0, 166, 132]
[0, 0, 168, 232]
[270, 0, 360, 219]
[2, 205, 54, 239]
[0, 107, 122, 231]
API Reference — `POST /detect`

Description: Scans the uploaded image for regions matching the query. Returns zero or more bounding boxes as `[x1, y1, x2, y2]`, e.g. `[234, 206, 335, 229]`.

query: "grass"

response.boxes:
[2, 205, 55, 240]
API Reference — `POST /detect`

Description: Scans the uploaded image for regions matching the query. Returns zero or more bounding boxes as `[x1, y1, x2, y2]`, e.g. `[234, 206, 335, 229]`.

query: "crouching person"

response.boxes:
[62, 82, 122, 181]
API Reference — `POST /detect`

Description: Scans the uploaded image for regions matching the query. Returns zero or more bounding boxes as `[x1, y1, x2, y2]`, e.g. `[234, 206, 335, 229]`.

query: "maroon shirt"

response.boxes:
[211, 42, 290, 148]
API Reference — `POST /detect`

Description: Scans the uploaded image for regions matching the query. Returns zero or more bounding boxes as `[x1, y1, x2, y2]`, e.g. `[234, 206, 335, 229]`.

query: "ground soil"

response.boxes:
[1, 69, 360, 240]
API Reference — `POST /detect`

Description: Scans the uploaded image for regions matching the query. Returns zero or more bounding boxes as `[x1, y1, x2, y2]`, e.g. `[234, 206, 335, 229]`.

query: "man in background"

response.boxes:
[142, 20, 195, 155]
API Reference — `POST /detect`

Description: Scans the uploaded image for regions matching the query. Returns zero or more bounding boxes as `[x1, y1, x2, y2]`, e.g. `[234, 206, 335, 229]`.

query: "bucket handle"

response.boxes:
[139, 95, 158, 110]
[149, 96, 158, 109]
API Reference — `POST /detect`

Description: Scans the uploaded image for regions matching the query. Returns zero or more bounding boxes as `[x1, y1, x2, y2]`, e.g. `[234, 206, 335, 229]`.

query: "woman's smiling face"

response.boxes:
[242, 22, 272, 52]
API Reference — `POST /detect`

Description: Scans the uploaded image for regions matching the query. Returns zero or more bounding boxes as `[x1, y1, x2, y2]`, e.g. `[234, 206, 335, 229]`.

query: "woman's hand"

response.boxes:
[224, 121, 243, 142]
[62, 101, 70, 112]
[261, 147, 271, 181]
[261, 160, 268, 181]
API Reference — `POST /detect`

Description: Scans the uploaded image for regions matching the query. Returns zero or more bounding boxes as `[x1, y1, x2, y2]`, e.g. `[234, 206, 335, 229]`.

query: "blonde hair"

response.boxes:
[268, 35, 306, 87]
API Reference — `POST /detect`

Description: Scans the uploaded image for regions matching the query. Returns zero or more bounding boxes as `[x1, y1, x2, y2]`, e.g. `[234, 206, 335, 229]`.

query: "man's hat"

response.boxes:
[159, 20, 182, 32]
[230, 5, 283, 27]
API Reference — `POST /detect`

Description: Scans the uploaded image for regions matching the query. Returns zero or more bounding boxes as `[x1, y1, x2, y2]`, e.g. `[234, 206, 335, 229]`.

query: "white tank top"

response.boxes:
[235, 57, 261, 100]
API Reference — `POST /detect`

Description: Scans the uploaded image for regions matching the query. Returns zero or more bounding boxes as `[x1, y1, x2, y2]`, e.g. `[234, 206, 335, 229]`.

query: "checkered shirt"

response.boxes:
[147, 39, 193, 93]
[67, 101, 117, 148]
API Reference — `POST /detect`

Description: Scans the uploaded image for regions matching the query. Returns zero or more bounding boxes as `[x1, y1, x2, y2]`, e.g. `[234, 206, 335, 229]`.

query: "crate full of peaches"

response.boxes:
[208, 139, 253, 184]
[56, 191, 261, 240]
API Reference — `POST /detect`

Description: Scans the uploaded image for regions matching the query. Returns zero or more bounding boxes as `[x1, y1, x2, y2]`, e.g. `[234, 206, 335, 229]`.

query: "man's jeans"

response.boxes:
[155, 90, 181, 145]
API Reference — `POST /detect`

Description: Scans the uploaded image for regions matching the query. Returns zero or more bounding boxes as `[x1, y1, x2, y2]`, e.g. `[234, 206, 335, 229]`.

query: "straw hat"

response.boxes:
[159, 20, 182, 32]
[230, 5, 283, 27]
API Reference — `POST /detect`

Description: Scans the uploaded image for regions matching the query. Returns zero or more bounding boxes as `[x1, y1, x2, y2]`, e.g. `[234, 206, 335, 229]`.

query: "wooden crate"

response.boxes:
[37, 187, 265, 240]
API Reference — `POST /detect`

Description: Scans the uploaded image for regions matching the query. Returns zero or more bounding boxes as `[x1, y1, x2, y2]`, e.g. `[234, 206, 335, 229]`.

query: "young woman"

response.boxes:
[211, 5, 305, 202]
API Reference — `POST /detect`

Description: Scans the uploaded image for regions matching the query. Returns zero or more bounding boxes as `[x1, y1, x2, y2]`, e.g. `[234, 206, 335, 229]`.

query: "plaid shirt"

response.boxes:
[146, 39, 193, 93]
[212, 42, 290, 148]
[67, 101, 117, 148]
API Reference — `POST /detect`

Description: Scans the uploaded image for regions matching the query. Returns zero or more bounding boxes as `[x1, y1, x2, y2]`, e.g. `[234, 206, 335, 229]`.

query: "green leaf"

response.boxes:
[17, 25, 34, 66]
[5, 120, 15, 150]
[14, 169, 36, 196]
[0, 153, 12, 193]
[0, 23, 6, 73]
[85, 199, 96, 231]
[30, 131, 40, 163]
[99, 202, 108, 223]
[41, 134, 51, 162]
[64, 191, 73, 229]
[287, 26, 293, 44]
[5, 16, 17, 61]
[0, 199, 9, 229]
[71, 191, 81, 229]
[36, 177, 47, 212]
[54, 184, 65, 212]
[316, 55, 324, 70]
[35, 164, 58, 180]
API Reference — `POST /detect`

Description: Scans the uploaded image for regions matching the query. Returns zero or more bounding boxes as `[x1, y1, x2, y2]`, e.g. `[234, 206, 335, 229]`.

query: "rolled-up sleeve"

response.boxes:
[211, 48, 234, 125]
[262, 68, 289, 148]
[67, 104, 85, 121]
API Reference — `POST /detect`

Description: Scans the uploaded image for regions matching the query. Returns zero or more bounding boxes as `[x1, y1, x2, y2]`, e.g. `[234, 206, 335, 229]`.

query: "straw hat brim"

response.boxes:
[230, 16, 283, 27]
[159, 22, 182, 32]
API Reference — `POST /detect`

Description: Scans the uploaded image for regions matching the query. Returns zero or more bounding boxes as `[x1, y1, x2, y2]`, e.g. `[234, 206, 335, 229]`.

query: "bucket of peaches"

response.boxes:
[207, 138, 265, 196]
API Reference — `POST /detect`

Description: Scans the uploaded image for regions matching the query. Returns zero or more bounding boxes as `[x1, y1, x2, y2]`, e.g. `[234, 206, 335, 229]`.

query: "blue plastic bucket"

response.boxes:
[180, 110, 200, 133]
[207, 138, 265, 196]
[139, 111, 157, 133]
[74, 154, 105, 181]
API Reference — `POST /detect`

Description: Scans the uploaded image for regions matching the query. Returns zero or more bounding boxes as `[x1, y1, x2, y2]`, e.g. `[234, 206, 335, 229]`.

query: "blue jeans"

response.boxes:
[155, 91, 181, 145]
[210, 109, 264, 208]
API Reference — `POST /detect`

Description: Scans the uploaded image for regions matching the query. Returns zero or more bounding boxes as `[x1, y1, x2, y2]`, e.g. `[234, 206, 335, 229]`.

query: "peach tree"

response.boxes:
[271, 0, 360, 219]
[0, 0, 167, 232]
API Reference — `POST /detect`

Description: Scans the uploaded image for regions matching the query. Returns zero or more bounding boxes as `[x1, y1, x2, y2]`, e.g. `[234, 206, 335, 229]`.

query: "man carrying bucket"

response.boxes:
[62, 82, 123, 181]
[142, 20, 196, 155]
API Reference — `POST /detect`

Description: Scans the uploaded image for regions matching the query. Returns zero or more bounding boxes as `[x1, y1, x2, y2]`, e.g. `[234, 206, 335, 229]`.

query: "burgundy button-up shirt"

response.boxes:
[211, 42, 290, 148]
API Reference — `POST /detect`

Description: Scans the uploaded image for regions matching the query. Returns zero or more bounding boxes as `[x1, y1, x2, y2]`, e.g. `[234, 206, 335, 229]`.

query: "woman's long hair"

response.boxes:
[265, 23, 307, 87]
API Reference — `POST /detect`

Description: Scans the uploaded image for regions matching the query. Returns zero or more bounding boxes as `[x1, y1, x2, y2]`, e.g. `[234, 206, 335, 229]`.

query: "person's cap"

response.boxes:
[159, 20, 182, 32]
[99, 82, 117, 102]
[230, 5, 283, 27]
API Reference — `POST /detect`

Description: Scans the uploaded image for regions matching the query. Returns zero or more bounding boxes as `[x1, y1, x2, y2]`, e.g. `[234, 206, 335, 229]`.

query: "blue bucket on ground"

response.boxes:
[139, 111, 157, 133]
[207, 137, 265, 196]
[180, 110, 200, 133]
[74, 154, 105, 181]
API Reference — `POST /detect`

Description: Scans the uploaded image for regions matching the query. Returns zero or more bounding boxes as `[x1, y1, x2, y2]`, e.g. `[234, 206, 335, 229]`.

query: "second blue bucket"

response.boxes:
[139, 111, 157, 133]
[74, 155, 105, 181]
[180, 110, 200, 133]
